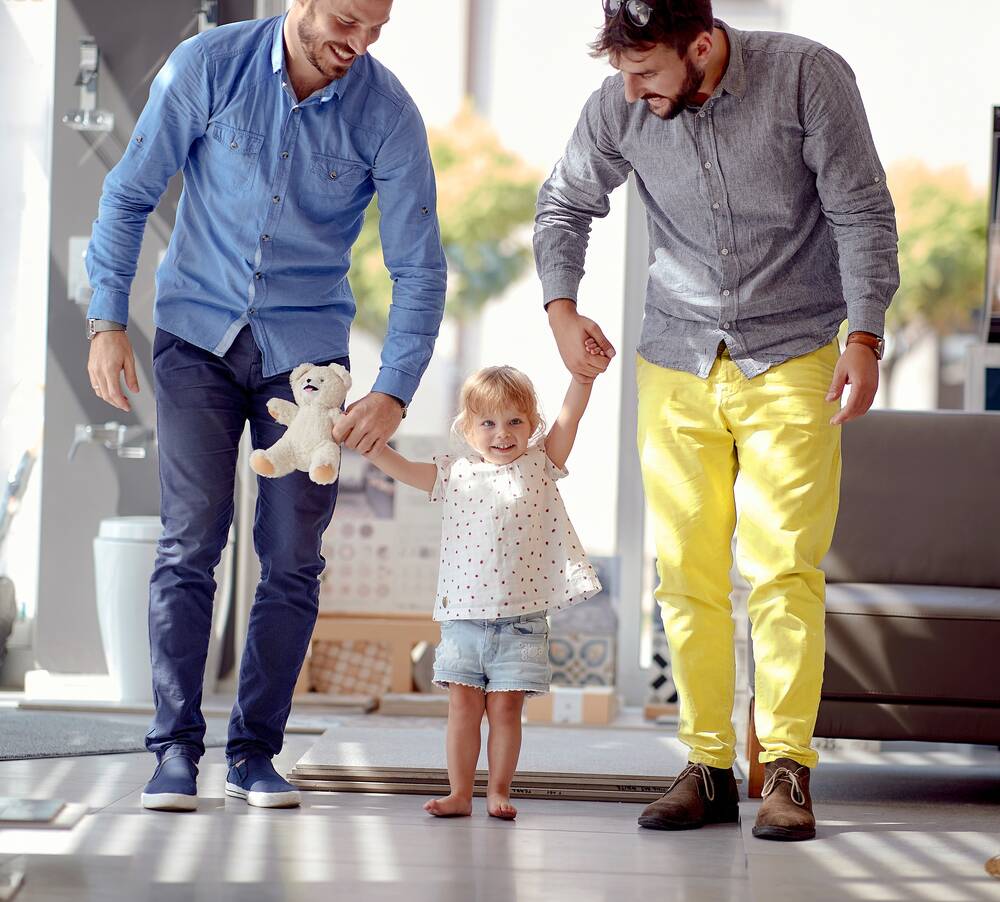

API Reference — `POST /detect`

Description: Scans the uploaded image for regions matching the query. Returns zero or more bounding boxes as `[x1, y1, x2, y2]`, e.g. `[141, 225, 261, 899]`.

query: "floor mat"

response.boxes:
[0, 709, 226, 760]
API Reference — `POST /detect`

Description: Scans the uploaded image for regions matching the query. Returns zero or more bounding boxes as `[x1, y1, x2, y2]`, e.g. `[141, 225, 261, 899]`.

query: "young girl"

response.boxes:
[364, 366, 601, 819]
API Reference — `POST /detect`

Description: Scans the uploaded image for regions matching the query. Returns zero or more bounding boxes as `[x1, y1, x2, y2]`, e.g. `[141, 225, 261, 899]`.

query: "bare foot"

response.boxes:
[487, 794, 517, 820]
[424, 794, 473, 818]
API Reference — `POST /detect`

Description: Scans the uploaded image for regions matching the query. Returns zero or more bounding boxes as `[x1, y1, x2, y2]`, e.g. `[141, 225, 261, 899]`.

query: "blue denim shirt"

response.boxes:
[534, 20, 899, 379]
[86, 16, 447, 402]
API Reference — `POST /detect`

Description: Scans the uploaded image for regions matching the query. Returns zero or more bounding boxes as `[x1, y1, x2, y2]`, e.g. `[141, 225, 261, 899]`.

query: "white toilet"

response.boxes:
[93, 516, 234, 702]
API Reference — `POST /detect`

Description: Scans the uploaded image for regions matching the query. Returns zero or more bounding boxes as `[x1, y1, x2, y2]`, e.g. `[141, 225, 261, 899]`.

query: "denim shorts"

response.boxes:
[432, 613, 551, 696]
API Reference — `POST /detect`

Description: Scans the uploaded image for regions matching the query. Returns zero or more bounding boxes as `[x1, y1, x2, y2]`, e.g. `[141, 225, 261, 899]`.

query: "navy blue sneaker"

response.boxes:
[141, 755, 198, 812]
[225, 754, 300, 808]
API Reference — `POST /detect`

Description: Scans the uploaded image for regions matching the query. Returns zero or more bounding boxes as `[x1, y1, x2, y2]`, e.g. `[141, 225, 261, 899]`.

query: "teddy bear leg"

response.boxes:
[308, 442, 341, 485]
[252, 440, 296, 479]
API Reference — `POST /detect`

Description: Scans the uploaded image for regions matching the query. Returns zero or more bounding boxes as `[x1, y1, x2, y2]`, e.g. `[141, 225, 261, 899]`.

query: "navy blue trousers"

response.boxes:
[147, 327, 344, 763]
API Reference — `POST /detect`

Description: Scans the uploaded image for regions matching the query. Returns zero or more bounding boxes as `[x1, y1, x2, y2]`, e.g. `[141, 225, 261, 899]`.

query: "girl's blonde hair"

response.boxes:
[452, 366, 546, 446]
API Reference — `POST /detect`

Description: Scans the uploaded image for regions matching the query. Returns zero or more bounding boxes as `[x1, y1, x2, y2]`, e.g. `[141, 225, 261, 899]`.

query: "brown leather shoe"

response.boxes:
[638, 763, 739, 830]
[752, 757, 816, 841]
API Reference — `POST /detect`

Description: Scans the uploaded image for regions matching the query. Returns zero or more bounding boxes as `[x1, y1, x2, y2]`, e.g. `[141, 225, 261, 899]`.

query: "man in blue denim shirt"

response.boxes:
[85, 0, 446, 811]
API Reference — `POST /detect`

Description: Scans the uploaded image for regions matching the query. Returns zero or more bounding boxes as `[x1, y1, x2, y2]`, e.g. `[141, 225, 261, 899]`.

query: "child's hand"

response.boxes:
[584, 336, 611, 360]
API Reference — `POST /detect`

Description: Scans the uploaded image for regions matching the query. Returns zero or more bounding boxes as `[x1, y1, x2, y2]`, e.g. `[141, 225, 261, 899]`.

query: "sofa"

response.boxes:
[746, 409, 1000, 796]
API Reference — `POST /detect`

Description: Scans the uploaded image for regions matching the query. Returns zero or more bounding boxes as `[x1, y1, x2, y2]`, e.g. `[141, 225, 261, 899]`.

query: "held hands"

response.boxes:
[547, 299, 615, 384]
[331, 391, 403, 457]
[87, 331, 139, 413]
[826, 343, 880, 425]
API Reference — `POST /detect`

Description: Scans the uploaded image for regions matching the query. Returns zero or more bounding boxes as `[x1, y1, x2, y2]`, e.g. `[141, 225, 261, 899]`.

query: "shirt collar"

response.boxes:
[270, 14, 353, 103]
[714, 19, 746, 100]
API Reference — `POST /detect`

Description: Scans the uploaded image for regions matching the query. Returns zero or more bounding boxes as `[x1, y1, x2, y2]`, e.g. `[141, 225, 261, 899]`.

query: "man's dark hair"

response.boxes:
[591, 0, 715, 59]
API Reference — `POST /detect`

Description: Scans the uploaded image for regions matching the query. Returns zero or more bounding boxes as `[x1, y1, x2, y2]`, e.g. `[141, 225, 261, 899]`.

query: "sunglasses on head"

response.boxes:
[603, 0, 654, 27]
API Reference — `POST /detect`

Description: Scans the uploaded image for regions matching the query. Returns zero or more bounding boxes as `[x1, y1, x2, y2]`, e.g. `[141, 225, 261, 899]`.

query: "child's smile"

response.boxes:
[468, 407, 533, 465]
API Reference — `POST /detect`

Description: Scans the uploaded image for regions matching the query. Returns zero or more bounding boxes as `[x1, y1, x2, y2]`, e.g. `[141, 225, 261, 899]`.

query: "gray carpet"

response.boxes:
[0, 709, 227, 760]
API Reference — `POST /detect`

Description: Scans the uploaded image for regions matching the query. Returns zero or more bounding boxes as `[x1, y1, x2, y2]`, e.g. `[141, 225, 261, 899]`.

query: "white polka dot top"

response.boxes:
[428, 445, 602, 622]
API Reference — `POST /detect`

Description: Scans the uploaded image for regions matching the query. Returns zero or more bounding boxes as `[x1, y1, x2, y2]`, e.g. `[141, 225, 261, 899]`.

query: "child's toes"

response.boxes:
[487, 796, 517, 820]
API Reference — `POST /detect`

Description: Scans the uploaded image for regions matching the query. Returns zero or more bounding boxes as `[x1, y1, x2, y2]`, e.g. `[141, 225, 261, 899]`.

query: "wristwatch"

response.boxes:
[87, 319, 126, 341]
[846, 331, 885, 360]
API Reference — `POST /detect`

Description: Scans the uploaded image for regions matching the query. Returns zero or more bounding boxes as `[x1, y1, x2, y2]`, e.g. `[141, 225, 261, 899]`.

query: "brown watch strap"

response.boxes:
[847, 332, 882, 355]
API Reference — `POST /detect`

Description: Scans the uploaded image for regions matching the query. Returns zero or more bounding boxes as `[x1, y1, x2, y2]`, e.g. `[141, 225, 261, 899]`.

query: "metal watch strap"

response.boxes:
[87, 319, 126, 341]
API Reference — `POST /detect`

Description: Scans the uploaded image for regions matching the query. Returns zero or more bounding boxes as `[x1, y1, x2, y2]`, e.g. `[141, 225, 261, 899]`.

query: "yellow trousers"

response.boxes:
[636, 341, 842, 769]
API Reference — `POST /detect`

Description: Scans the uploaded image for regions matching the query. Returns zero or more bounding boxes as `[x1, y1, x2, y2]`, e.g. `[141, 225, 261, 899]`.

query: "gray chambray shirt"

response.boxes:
[533, 20, 900, 379]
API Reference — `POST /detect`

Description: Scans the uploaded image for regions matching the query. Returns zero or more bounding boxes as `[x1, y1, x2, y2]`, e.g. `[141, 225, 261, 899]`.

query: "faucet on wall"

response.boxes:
[68, 422, 156, 461]
[62, 36, 114, 133]
[198, 2, 219, 32]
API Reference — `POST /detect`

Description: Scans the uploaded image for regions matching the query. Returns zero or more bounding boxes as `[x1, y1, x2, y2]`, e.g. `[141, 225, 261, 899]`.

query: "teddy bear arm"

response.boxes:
[268, 398, 299, 426]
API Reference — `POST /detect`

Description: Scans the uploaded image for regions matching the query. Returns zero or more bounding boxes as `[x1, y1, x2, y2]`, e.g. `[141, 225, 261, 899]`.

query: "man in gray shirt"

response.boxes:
[535, 0, 898, 841]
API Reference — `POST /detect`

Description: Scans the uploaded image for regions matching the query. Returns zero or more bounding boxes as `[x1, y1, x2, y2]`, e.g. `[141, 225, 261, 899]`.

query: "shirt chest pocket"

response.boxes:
[308, 152, 369, 191]
[208, 122, 264, 192]
[295, 152, 371, 222]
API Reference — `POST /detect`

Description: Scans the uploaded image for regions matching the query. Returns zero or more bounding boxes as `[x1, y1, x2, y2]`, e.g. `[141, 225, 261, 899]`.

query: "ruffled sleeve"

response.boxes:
[429, 453, 455, 501]
[541, 446, 568, 481]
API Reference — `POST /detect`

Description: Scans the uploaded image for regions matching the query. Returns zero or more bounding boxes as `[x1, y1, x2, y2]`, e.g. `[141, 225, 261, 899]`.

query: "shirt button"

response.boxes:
[704, 161, 712, 169]
[712, 202, 720, 209]
[292, 106, 300, 112]
[722, 289, 731, 297]
[249, 307, 256, 314]
[722, 321, 731, 329]
[721, 247, 730, 256]
[272, 195, 281, 203]
[280, 151, 289, 159]
[698, 111, 706, 118]
[328, 171, 338, 180]
[254, 272, 262, 280]
[261, 234, 270, 241]
[230, 141, 239, 149]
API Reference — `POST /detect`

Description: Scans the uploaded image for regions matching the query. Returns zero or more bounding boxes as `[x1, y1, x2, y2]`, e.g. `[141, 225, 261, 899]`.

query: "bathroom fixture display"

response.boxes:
[198, 1, 219, 32]
[68, 422, 156, 461]
[62, 36, 114, 133]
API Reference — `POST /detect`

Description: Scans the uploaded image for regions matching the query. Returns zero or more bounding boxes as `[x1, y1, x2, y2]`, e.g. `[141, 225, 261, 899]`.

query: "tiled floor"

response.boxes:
[0, 719, 998, 901]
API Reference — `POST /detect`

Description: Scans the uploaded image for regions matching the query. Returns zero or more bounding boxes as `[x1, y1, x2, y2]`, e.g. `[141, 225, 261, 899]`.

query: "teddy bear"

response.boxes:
[249, 362, 352, 485]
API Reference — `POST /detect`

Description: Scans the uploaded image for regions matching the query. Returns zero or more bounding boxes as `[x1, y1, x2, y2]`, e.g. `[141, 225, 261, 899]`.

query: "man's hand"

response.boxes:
[826, 343, 880, 425]
[331, 391, 404, 457]
[87, 331, 139, 413]
[547, 299, 616, 384]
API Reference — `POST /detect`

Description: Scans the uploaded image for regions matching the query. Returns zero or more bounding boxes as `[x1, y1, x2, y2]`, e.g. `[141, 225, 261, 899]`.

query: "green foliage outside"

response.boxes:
[348, 103, 541, 338]
[886, 161, 988, 336]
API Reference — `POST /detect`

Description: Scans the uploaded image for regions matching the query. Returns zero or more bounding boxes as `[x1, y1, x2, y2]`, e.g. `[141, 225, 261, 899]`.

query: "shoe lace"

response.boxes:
[668, 763, 715, 802]
[762, 766, 806, 806]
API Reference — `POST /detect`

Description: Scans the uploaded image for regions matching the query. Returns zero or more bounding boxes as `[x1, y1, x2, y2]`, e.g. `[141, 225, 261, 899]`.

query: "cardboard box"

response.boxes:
[524, 686, 618, 725]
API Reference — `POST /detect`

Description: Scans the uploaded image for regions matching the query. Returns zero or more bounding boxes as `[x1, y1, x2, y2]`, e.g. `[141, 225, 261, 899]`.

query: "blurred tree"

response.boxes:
[886, 161, 987, 337]
[348, 103, 540, 383]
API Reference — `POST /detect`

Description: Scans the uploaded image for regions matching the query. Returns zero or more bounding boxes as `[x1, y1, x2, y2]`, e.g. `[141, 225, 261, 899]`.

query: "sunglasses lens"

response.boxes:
[605, 0, 623, 14]
[627, 1, 652, 26]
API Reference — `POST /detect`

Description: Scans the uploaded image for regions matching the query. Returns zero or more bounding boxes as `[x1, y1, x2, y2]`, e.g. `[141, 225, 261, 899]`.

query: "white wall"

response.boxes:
[0, 1, 56, 620]
[780, 0, 1000, 186]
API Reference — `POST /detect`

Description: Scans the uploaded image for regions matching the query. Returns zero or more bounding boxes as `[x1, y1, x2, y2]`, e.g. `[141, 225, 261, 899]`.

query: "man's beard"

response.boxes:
[644, 57, 706, 120]
[297, 9, 352, 80]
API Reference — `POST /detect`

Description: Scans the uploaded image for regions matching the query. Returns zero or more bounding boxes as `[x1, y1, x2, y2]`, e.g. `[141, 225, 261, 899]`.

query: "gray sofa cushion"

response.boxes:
[822, 410, 1000, 589]
[824, 583, 1000, 704]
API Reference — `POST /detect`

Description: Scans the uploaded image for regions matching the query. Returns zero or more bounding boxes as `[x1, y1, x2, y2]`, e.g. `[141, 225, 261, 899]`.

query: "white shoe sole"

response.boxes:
[141, 792, 198, 812]
[225, 782, 300, 808]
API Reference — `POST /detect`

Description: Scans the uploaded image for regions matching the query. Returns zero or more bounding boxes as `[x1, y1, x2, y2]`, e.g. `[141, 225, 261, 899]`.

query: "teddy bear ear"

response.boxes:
[290, 363, 313, 384]
[330, 363, 352, 390]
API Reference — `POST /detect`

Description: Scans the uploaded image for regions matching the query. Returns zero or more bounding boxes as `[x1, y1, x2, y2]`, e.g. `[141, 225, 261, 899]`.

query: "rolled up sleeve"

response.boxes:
[85, 36, 211, 325]
[801, 49, 899, 336]
[370, 102, 448, 405]
[533, 83, 632, 309]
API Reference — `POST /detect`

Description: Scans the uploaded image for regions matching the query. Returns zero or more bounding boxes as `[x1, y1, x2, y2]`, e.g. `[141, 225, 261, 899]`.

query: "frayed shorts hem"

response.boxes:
[432, 670, 549, 698]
